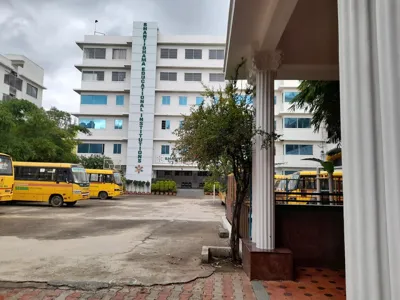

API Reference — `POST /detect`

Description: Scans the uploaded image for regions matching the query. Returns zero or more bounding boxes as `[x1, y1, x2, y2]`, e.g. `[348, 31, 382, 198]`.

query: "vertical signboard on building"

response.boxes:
[126, 22, 157, 182]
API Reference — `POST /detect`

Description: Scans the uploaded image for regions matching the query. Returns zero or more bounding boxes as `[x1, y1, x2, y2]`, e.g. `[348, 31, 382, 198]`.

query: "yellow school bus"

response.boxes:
[0, 153, 14, 202]
[276, 170, 343, 205]
[85, 169, 123, 199]
[274, 174, 289, 190]
[13, 162, 90, 207]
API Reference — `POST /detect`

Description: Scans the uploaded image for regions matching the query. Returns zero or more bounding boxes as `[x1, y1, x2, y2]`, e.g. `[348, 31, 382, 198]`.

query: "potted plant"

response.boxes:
[125, 180, 133, 194]
[146, 181, 151, 194]
[159, 181, 165, 195]
[132, 180, 138, 194]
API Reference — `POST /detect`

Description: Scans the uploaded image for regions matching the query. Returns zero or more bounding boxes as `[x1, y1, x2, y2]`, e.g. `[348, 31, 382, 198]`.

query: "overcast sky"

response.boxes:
[0, 0, 229, 112]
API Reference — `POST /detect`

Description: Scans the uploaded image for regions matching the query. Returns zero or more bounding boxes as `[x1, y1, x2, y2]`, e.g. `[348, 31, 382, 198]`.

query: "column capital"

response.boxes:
[248, 50, 283, 84]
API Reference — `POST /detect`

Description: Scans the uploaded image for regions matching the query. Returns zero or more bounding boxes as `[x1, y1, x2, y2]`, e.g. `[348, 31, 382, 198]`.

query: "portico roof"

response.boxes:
[224, 0, 339, 80]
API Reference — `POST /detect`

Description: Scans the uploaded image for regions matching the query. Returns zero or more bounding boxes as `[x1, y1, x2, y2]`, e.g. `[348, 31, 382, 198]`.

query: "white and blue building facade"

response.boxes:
[74, 22, 332, 186]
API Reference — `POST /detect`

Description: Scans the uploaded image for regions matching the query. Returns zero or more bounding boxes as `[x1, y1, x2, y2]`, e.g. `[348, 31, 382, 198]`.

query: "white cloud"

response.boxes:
[0, 0, 229, 112]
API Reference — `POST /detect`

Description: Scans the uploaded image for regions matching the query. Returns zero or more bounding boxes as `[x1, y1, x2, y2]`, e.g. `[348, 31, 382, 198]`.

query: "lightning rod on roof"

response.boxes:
[94, 20, 105, 36]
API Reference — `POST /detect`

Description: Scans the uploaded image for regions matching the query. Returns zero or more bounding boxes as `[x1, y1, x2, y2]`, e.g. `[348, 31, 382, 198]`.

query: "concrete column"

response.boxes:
[338, 0, 400, 299]
[251, 51, 281, 250]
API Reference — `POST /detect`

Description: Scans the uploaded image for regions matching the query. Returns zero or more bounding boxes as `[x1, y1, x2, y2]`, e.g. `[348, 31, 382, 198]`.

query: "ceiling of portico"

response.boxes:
[225, 0, 339, 80]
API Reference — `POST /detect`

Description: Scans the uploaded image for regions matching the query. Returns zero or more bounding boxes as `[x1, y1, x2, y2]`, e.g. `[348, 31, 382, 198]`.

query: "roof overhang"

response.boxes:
[225, 0, 339, 80]
[73, 88, 130, 94]
[76, 41, 131, 49]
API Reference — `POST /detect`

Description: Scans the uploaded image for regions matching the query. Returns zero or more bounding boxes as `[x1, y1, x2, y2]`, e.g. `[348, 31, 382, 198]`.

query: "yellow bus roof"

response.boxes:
[274, 175, 289, 179]
[0, 153, 11, 158]
[85, 169, 120, 174]
[296, 170, 343, 176]
[13, 161, 82, 168]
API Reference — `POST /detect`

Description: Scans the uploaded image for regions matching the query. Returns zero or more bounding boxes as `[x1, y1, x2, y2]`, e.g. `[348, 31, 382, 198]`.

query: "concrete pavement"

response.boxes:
[0, 196, 228, 288]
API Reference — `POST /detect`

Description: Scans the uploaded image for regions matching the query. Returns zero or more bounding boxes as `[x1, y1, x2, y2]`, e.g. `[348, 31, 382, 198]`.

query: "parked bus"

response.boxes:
[276, 170, 343, 205]
[85, 169, 123, 199]
[274, 174, 289, 189]
[0, 153, 14, 202]
[13, 162, 90, 207]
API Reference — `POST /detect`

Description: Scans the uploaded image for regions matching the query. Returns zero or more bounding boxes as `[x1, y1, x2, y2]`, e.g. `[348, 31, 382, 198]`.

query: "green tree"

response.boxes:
[290, 81, 341, 143]
[173, 62, 279, 262]
[79, 155, 114, 169]
[0, 99, 88, 162]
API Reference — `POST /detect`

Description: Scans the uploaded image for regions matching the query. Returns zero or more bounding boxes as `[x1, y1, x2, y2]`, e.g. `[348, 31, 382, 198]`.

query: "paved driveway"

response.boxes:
[0, 195, 227, 288]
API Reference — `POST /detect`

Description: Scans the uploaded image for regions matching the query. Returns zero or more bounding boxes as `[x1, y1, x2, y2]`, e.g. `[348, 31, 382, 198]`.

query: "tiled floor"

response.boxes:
[264, 267, 346, 299]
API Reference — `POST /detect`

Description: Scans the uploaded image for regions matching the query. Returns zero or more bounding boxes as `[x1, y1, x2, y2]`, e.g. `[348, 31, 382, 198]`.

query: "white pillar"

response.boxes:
[338, 0, 400, 299]
[251, 51, 281, 250]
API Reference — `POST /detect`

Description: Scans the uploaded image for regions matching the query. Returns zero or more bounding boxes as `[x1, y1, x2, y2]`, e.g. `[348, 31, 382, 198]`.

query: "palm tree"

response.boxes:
[290, 81, 341, 144]
[303, 158, 335, 203]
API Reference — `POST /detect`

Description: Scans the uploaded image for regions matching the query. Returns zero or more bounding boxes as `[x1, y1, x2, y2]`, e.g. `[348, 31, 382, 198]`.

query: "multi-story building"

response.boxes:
[274, 80, 335, 175]
[0, 54, 45, 107]
[74, 22, 333, 187]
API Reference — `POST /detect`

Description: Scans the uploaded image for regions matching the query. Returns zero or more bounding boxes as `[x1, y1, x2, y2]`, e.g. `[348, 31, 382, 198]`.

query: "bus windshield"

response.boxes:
[0, 156, 12, 176]
[113, 172, 122, 185]
[287, 174, 300, 191]
[71, 167, 89, 184]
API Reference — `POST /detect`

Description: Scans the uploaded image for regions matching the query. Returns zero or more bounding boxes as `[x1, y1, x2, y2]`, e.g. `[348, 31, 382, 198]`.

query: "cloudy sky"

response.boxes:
[0, 0, 229, 112]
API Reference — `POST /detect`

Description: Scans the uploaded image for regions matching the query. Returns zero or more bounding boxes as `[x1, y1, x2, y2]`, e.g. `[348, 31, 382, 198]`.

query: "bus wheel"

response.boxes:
[49, 195, 64, 207]
[65, 201, 77, 207]
[99, 191, 108, 200]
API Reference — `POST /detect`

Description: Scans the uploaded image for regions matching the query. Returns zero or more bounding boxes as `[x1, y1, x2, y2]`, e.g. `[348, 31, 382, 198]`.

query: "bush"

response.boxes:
[204, 182, 220, 193]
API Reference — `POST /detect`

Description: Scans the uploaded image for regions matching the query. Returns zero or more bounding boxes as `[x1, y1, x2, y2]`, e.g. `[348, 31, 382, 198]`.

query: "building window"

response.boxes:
[160, 72, 177, 81]
[77, 143, 104, 154]
[2, 94, 12, 101]
[4, 74, 23, 91]
[160, 48, 178, 59]
[209, 49, 224, 60]
[82, 71, 104, 81]
[114, 119, 123, 129]
[284, 170, 298, 175]
[26, 83, 38, 98]
[161, 145, 170, 155]
[185, 49, 202, 59]
[164, 171, 172, 176]
[274, 96, 276, 104]
[284, 91, 300, 102]
[79, 118, 106, 129]
[112, 49, 127, 59]
[284, 118, 311, 128]
[196, 97, 203, 105]
[179, 96, 187, 106]
[116, 95, 124, 105]
[162, 96, 170, 105]
[179, 120, 184, 128]
[274, 120, 276, 130]
[184, 73, 202, 81]
[84, 48, 106, 59]
[80, 95, 107, 105]
[112, 72, 126, 82]
[209, 73, 225, 82]
[161, 120, 170, 130]
[285, 144, 313, 155]
[113, 144, 122, 154]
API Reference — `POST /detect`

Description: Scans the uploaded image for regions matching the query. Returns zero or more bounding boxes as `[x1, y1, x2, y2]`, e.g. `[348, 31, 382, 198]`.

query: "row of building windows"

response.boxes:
[77, 142, 312, 157]
[77, 143, 122, 154]
[161, 120, 184, 130]
[158, 144, 313, 156]
[160, 72, 224, 82]
[274, 92, 300, 104]
[82, 71, 126, 82]
[81, 95, 125, 105]
[284, 118, 311, 128]
[84, 48, 127, 60]
[79, 118, 123, 130]
[4, 74, 38, 98]
[83, 48, 225, 61]
[161, 96, 203, 106]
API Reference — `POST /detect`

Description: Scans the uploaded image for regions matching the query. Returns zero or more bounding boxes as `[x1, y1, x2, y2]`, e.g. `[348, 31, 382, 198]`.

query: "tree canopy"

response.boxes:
[0, 99, 89, 162]
[79, 155, 114, 169]
[173, 63, 279, 262]
[290, 80, 341, 143]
